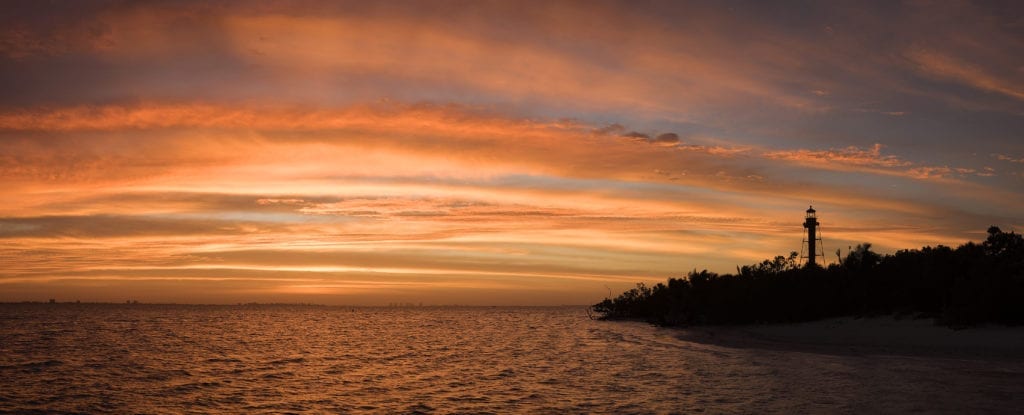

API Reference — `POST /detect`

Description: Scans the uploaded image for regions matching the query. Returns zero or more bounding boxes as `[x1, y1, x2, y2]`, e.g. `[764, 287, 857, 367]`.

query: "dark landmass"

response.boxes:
[593, 226, 1024, 328]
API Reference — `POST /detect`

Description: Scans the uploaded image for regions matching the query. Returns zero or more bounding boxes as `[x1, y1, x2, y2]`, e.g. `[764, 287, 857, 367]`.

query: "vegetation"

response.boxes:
[592, 227, 1024, 327]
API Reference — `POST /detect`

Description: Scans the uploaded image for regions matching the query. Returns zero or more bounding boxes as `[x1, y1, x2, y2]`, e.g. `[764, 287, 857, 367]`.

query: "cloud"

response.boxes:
[0, 102, 1007, 208]
[0, 103, 742, 193]
[594, 124, 626, 135]
[760, 143, 994, 181]
[994, 153, 1024, 164]
[906, 49, 1024, 102]
[0, 1, 841, 116]
[623, 131, 650, 140]
[617, 131, 680, 147]
[764, 143, 909, 168]
[654, 133, 680, 145]
[0, 10, 115, 59]
[0, 214, 292, 239]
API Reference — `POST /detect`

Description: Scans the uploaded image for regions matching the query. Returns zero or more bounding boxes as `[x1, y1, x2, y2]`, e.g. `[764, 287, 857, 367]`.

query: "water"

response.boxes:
[1, 304, 1022, 414]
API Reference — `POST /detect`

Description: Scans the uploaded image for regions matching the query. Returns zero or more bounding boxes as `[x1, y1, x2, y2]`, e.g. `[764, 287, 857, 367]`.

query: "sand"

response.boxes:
[669, 317, 1024, 413]
[676, 316, 1024, 359]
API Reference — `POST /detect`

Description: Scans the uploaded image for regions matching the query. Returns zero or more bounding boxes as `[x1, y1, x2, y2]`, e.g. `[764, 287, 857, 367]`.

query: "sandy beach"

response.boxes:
[675, 316, 1024, 359]
[662, 316, 1024, 413]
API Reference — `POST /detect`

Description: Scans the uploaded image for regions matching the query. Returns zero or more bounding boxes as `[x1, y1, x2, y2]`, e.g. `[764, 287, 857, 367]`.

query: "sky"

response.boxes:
[1, 0, 1022, 305]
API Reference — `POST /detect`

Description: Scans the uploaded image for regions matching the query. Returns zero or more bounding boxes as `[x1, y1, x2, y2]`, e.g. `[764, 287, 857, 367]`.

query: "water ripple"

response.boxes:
[1, 304, 1023, 413]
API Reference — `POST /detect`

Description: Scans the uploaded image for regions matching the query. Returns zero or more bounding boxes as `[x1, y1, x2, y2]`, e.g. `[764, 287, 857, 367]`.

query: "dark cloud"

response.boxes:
[619, 131, 679, 146]
[0, 1, 116, 58]
[655, 133, 680, 144]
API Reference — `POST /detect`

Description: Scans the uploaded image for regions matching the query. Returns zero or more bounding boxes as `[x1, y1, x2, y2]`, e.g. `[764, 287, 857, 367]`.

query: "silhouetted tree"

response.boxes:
[592, 227, 1024, 327]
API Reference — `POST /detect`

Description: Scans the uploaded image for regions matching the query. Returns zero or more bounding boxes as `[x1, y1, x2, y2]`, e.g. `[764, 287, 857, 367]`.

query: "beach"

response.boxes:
[664, 316, 1024, 413]
[676, 315, 1024, 359]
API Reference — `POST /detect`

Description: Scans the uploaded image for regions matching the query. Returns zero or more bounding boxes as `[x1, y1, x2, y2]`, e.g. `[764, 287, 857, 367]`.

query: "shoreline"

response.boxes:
[671, 315, 1024, 360]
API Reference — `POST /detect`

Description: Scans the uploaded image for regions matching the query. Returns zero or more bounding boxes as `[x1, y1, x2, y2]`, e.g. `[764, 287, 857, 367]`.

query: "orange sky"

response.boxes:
[1, 1, 1022, 304]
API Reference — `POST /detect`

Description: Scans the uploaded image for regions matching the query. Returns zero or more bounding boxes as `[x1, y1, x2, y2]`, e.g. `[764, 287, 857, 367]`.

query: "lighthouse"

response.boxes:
[802, 206, 824, 266]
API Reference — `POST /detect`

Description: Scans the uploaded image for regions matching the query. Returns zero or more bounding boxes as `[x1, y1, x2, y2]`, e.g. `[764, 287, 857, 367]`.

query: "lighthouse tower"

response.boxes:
[802, 206, 824, 266]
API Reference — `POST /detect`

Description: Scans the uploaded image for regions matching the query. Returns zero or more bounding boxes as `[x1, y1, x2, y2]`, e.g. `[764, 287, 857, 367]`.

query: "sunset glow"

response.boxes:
[1, 1, 1022, 305]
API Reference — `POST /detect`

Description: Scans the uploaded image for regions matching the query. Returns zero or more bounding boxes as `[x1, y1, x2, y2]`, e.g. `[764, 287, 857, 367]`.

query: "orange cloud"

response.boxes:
[994, 154, 1024, 164]
[761, 143, 993, 182]
[906, 49, 1024, 102]
[0, 101, 1017, 304]
[0, 102, 1008, 209]
[764, 143, 909, 168]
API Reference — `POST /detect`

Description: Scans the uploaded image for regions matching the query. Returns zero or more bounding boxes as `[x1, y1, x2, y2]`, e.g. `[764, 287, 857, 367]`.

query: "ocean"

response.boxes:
[1, 304, 1021, 414]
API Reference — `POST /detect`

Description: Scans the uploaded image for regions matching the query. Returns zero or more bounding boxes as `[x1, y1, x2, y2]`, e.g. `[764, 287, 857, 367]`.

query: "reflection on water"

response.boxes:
[1, 304, 1021, 413]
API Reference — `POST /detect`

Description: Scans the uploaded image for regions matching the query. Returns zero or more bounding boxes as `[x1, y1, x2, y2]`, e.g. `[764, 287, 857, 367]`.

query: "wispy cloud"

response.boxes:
[755, 143, 994, 182]
[906, 50, 1024, 102]
[764, 143, 910, 169]
[994, 153, 1024, 164]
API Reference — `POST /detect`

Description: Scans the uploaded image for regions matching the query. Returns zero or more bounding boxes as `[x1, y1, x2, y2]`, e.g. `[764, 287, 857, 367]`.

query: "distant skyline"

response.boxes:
[1, 0, 1022, 305]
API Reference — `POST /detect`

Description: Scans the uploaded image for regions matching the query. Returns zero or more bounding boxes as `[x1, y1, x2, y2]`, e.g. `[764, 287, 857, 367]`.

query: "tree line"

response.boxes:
[592, 227, 1024, 327]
